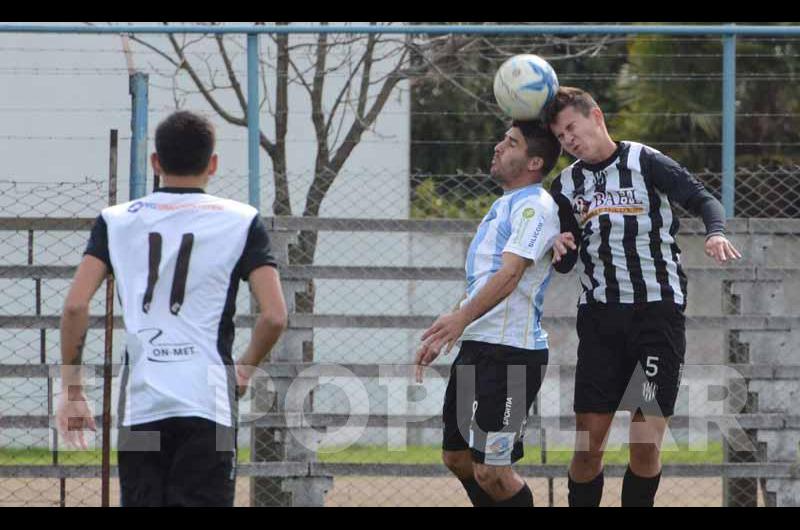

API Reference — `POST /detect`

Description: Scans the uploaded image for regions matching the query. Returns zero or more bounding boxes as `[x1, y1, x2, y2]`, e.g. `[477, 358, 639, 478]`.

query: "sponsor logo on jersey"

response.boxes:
[486, 432, 515, 456]
[575, 188, 646, 225]
[526, 218, 544, 248]
[139, 328, 198, 363]
[512, 208, 534, 246]
[127, 201, 224, 214]
[573, 196, 590, 217]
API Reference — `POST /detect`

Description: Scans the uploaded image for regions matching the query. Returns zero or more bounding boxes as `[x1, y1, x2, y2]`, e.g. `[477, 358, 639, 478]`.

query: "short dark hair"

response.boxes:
[511, 119, 562, 176]
[155, 110, 215, 176]
[541, 86, 600, 126]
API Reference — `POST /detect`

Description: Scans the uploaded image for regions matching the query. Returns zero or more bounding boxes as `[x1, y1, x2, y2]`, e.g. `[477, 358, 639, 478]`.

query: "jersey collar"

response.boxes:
[579, 141, 624, 172]
[155, 187, 206, 194]
[503, 182, 542, 196]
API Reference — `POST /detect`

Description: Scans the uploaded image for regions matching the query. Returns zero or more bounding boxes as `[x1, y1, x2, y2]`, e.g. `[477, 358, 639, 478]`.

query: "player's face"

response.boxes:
[550, 105, 606, 163]
[490, 127, 528, 185]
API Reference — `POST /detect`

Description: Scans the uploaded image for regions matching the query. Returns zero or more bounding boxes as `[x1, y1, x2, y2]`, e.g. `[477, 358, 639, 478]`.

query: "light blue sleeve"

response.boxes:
[502, 195, 559, 263]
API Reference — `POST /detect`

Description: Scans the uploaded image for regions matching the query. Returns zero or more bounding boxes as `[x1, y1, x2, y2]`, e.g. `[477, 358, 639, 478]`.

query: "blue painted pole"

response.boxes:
[129, 72, 149, 200]
[247, 33, 260, 211]
[2, 24, 800, 36]
[722, 32, 737, 218]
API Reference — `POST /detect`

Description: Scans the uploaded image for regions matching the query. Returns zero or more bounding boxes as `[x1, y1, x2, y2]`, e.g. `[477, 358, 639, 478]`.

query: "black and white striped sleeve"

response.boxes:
[549, 176, 580, 273]
[645, 150, 727, 238]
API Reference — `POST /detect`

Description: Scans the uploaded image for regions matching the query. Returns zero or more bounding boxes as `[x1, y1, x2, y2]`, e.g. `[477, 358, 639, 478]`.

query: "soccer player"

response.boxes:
[56, 110, 287, 506]
[415, 120, 568, 507]
[542, 87, 742, 507]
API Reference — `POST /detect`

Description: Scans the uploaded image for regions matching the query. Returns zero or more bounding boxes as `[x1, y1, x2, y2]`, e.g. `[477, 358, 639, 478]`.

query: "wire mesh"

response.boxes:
[0, 24, 798, 506]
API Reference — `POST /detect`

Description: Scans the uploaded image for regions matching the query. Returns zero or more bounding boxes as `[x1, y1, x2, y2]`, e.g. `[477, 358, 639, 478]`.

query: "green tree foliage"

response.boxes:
[410, 178, 499, 219]
[410, 27, 628, 218]
[612, 30, 800, 171]
[411, 25, 800, 219]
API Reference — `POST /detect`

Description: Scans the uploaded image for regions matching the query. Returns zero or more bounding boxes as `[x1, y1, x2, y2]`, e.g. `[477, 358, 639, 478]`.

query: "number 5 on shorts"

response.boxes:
[645, 355, 659, 377]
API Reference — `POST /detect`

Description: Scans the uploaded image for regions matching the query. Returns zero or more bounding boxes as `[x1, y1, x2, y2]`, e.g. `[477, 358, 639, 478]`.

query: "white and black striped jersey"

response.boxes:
[550, 141, 726, 307]
[84, 188, 276, 428]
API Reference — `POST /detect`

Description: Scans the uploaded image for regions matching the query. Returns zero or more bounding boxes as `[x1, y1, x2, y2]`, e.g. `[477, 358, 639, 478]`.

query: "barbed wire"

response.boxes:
[2, 45, 798, 60]
[2, 66, 799, 81]
[2, 135, 799, 148]
[0, 27, 798, 508]
[2, 108, 800, 119]
[4, 34, 799, 45]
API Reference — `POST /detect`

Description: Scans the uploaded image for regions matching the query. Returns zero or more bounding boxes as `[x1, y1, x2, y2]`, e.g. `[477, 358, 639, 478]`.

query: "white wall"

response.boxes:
[0, 23, 413, 448]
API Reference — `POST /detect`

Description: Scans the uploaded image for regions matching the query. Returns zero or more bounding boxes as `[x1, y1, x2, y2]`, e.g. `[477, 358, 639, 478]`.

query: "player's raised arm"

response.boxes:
[415, 251, 532, 382]
[646, 149, 742, 264]
[551, 191, 580, 271]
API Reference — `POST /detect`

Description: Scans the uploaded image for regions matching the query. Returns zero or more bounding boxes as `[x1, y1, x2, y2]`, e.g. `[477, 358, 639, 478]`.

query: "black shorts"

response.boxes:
[118, 416, 237, 507]
[442, 340, 548, 466]
[574, 302, 686, 417]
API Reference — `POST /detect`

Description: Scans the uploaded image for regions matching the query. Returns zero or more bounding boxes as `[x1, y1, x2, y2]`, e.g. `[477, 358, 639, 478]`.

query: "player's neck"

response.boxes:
[502, 174, 542, 193]
[159, 175, 208, 190]
[583, 138, 618, 165]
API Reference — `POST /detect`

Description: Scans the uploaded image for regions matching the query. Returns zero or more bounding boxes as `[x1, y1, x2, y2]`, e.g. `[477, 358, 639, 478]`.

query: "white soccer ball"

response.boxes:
[493, 54, 559, 120]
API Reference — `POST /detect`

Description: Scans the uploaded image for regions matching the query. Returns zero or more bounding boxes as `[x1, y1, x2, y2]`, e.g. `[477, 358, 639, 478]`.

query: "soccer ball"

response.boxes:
[493, 54, 559, 120]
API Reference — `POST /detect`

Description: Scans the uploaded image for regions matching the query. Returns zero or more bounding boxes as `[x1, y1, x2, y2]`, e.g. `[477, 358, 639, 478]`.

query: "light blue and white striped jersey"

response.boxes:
[459, 183, 560, 351]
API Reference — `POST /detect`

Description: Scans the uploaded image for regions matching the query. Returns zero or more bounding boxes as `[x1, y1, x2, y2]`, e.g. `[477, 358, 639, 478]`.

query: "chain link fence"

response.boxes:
[1, 166, 798, 506]
[1, 24, 799, 506]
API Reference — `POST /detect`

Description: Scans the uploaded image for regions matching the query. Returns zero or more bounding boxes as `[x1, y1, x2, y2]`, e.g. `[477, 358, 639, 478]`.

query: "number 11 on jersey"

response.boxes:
[142, 232, 195, 316]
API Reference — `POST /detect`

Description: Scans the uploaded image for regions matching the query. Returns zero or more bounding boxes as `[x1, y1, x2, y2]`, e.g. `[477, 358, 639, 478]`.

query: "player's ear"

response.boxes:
[591, 107, 605, 127]
[151, 153, 162, 175]
[528, 156, 544, 173]
[207, 154, 218, 176]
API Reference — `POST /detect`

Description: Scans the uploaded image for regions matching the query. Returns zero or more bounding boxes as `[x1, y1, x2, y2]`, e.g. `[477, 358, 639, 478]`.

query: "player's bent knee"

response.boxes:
[442, 450, 472, 478]
[629, 444, 661, 466]
[473, 463, 508, 486]
[572, 449, 604, 471]
[574, 446, 604, 462]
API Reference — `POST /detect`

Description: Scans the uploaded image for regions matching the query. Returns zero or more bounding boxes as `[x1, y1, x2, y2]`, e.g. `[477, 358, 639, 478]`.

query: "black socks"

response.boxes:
[460, 478, 534, 507]
[568, 470, 605, 507]
[492, 483, 534, 507]
[460, 478, 494, 507]
[567, 466, 661, 507]
[621, 466, 661, 507]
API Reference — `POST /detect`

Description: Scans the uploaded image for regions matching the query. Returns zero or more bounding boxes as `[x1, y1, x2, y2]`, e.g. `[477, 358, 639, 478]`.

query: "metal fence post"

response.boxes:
[129, 72, 149, 201]
[722, 28, 736, 218]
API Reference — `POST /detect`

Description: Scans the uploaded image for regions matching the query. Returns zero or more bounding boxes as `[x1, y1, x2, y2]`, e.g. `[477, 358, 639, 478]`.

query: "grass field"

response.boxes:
[0, 443, 723, 466]
[0, 444, 749, 507]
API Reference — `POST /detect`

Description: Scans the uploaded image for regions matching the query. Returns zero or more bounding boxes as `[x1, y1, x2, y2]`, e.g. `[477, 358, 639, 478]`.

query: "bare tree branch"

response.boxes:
[325, 37, 371, 139]
[273, 25, 291, 216]
[303, 46, 410, 219]
[286, 55, 315, 96]
[127, 35, 181, 68]
[310, 28, 329, 160]
[166, 33, 249, 128]
[180, 32, 209, 51]
[356, 33, 376, 120]
[410, 43, 501, 117]
[215, 34, 248, 115]
[260, 65, 272, 114]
